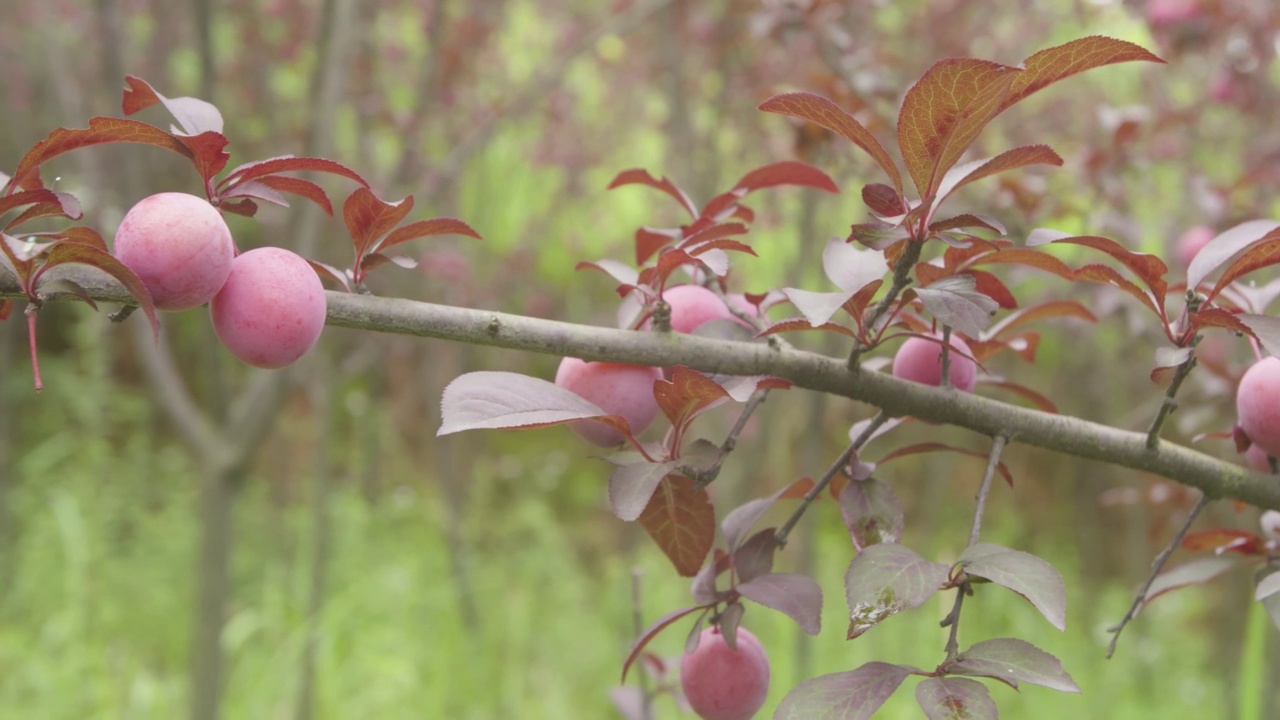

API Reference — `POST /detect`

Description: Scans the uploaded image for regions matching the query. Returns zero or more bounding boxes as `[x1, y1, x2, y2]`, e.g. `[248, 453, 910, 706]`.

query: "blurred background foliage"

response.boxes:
[2, 0, 1280, 717]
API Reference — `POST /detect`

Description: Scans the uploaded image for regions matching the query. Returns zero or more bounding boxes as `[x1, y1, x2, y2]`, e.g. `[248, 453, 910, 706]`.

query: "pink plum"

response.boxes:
[554, 358, 662, 447]
[657, 284, 740, 333]
[680, 625, 771, 720]
[1245, 443, 1274, 473]
[1146, 0, 1201, 25]
[1237, 357, 1280, 457]
[892, 333, 978, 392]
[113, 192, 235, 311]
[210, 247, 327, 369]
[1175, 225, 1215, 269]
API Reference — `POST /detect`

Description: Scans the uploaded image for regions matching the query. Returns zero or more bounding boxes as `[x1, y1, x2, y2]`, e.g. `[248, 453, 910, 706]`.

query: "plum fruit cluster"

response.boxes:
[113, 192, 326, 369]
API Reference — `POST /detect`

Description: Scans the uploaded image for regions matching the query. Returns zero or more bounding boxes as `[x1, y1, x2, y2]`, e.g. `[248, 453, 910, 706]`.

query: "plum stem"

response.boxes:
[25, 303, 42, 392]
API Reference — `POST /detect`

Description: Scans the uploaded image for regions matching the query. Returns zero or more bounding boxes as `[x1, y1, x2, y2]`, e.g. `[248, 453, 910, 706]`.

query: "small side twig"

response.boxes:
[775, 411, 890, 547]
[849, 240, 923, 370]
[1145, 340, 1199, 450]
[941, 434, 1007, 660]
[939, 325, 953, 390]
[1106, 493, 1211, 658]
[690, 389, 768, 490]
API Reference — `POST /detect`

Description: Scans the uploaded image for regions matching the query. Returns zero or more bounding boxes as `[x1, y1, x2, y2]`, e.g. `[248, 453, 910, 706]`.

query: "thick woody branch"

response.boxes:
[8, 269, 1280, 510]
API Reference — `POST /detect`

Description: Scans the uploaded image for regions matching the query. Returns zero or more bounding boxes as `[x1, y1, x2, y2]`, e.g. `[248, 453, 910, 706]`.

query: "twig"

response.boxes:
[939, 325, 953, 390]
[941, 434, 1007, 660]
[631, 567, 653, 720]
[848, 240, 924, 370]
[1106, 493, 1211, 658]
[689, 389, 767, 491]
[775, 411, 890, 547]
[1145, 340, 1199, 450]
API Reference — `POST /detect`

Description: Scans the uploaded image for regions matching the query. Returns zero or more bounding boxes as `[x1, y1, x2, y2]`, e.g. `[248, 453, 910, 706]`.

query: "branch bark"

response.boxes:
[8, 271, 1280, 510]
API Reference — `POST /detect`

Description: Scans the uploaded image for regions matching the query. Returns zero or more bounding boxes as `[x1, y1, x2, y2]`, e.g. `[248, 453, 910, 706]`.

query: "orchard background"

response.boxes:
[3, 0, 1280, 719]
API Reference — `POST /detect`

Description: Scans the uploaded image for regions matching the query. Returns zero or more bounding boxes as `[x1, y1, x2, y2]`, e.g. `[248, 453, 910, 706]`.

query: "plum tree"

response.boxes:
[553, 358, 662, 447]
[112, 192, 235, 311]
[1237, 356, 1280, 457]
[680, 625, 771, 720]
[210, 247, 327, 369]
[891, 333, 978, 392]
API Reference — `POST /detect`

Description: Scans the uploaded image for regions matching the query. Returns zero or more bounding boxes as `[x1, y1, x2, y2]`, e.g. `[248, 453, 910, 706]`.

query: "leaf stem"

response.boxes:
[774, 411, 890, 547]
[1106, 492, 1210, 658]
[849, 240, 923, 370]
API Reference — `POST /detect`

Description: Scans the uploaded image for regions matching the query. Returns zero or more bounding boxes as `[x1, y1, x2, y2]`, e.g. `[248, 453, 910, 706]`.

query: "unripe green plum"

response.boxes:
[680, 625, 770, 720]
[210, 247, 326, 369]
[554, 358, 662, 447]
[892, 333, 977, 392]
[113, 192, 235, 311]
[1237, 357, 1280, 457]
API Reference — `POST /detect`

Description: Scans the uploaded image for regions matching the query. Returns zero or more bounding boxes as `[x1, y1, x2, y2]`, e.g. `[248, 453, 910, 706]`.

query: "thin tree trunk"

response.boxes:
[189, 463, 240, 720]
[295, 363, 335, 720]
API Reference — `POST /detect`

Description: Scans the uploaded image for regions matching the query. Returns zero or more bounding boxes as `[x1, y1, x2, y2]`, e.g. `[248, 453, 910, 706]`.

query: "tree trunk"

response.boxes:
[189, 462, 240, 720]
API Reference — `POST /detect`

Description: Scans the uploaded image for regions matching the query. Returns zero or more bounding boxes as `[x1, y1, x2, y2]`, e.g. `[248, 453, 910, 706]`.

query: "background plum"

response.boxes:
[680, 625, 771, 720]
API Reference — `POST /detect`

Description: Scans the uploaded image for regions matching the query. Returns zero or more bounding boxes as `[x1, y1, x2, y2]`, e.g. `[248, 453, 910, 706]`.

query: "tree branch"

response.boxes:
[8, 272, 1280, 510]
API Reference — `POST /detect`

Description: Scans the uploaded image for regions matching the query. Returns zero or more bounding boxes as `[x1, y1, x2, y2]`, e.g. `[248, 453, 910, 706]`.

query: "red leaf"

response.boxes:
[38, 242, 159, 340]
[844, 280, 885, 332]
[1181, 529, 1262, 556]
[636, 227, 678, 265]
[608, 168, 698, 218]
[863, 183, 907, 217]
[217, 198, 259, 217]
[0, 189, 81, 230]
[971, 330, 1040, 363]
[375, 217, 481, 254]
[897, 58, 1020, 201]
[759, 92, 903, 194]
[1205, 235, 1280, 304]
[969, 269, 1018, 309]
[307, 259, 351, 291]
[8, 118, 199, 192]
[121, 75, 224, 135]
[1001, 36, 1166, 112]
[758, 318, 858, 339]
[849, 220, 912, 250]
[732, 160, 838, 194]
[1036, 232, 1168, 298]
[218, 155, 369, 189]
[929, 213, 1006, 236]
[23, 226, 108, 253]
[879, 442, 1014, 486]
[177, 131, 232, 185]
[652, 248, 700, 286]
[342, 188, 415, 258]
[678, 222, 748, 249]
[1073, 263, 1161, 318]
[654, 366, 731, 431]
[934, 144, 1064, 201]
[252, 175, 334, 214]
[965, 247, 1076, 280]
[1187, 221, 1280, 291]
[985, 299, 1097, 339]
[639, 475, 715, 577]
[1190, 306, 1252, 335]
[437, 370, 635, 441]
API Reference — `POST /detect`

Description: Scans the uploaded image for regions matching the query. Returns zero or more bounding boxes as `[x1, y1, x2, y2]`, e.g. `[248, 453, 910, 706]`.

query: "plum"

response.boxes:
[1174, 226, 1214, 270]
[680, 625, 771, 720]
[891, 333, 978, 392]
[113, 192, 235, 311]
[210, 247, 327, 369]
[1237, 357, 1280, 457]
[656, 284, 740, 333]
[554, 358, 662, 447]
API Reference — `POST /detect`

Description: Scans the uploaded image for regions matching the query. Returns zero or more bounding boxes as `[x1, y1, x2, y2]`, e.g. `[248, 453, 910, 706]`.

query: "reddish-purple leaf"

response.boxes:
[635, 227, 677, 265]
[959, 543, 1066, 630]
[897, 58, 1020, 201]
[1142, 557, 1238, 608]
[375, 217, 481, 254]
[343, 188, 416, 258]
[1240, 314, 1280, 357]
[621, 604, 706, 682]
[969, 269, 1017, 310]
[839, 479, 904, 550]
[307, 259, 351, 291]
[0, 189, 76, 223]
[863, 183, 907, 217]
[845, 544, 949, 639]
[1181, 528, 1262, 556]
[8, 118, 199, 192]
[218, 155, 369, 190]
[915, 275, 1000, 338]
[760, 92, 903, 194]
[1187, 221, 1280, 291]
[609, 461, 680, 522]
[217, 198, 259, 217]
[25, 226, 107, 253]
[122, 75, 224, 135]
[639, 475, 715, 577]
[731, 528, 777, 585]
[654, 366, 731, 431]
[759, 317, 858, 339]
[916, 677, 997, 720]
[608, 168, 698, 218]
[1073, 263, 1161, 318]
[929, 214, 1006, 236]
[774, 662, 917, 720]
[849, 220, 912, 251]
[965, 247, 1076, 281]
[575, 258, 640, 288]
[1001, 36, 1165, 112]
[1205, 235, 1280, 304]
[736, 573, 822, 635]
[934, 144, 1064, 202]
[1034, 231, 1168, 298]
[949, 638, 1081, 693]
[721, 480, 807, 552]
[38, 242, 159, 339]
[733, 160, 838, 194]
[984, 299, 1097, 339]
[253, 175, 336, 215]
[437, 370, 633, 439]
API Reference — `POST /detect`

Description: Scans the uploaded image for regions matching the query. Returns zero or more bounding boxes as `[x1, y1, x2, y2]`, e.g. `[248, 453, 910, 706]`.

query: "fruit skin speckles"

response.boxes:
[892, 332, 978, 392]
[554, 358, 662, 447]
[680, 625, 771, 720]
[1237, 357, 1280, 458]
[113, 192, 235, 311]
[210, 247, 327, 369]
